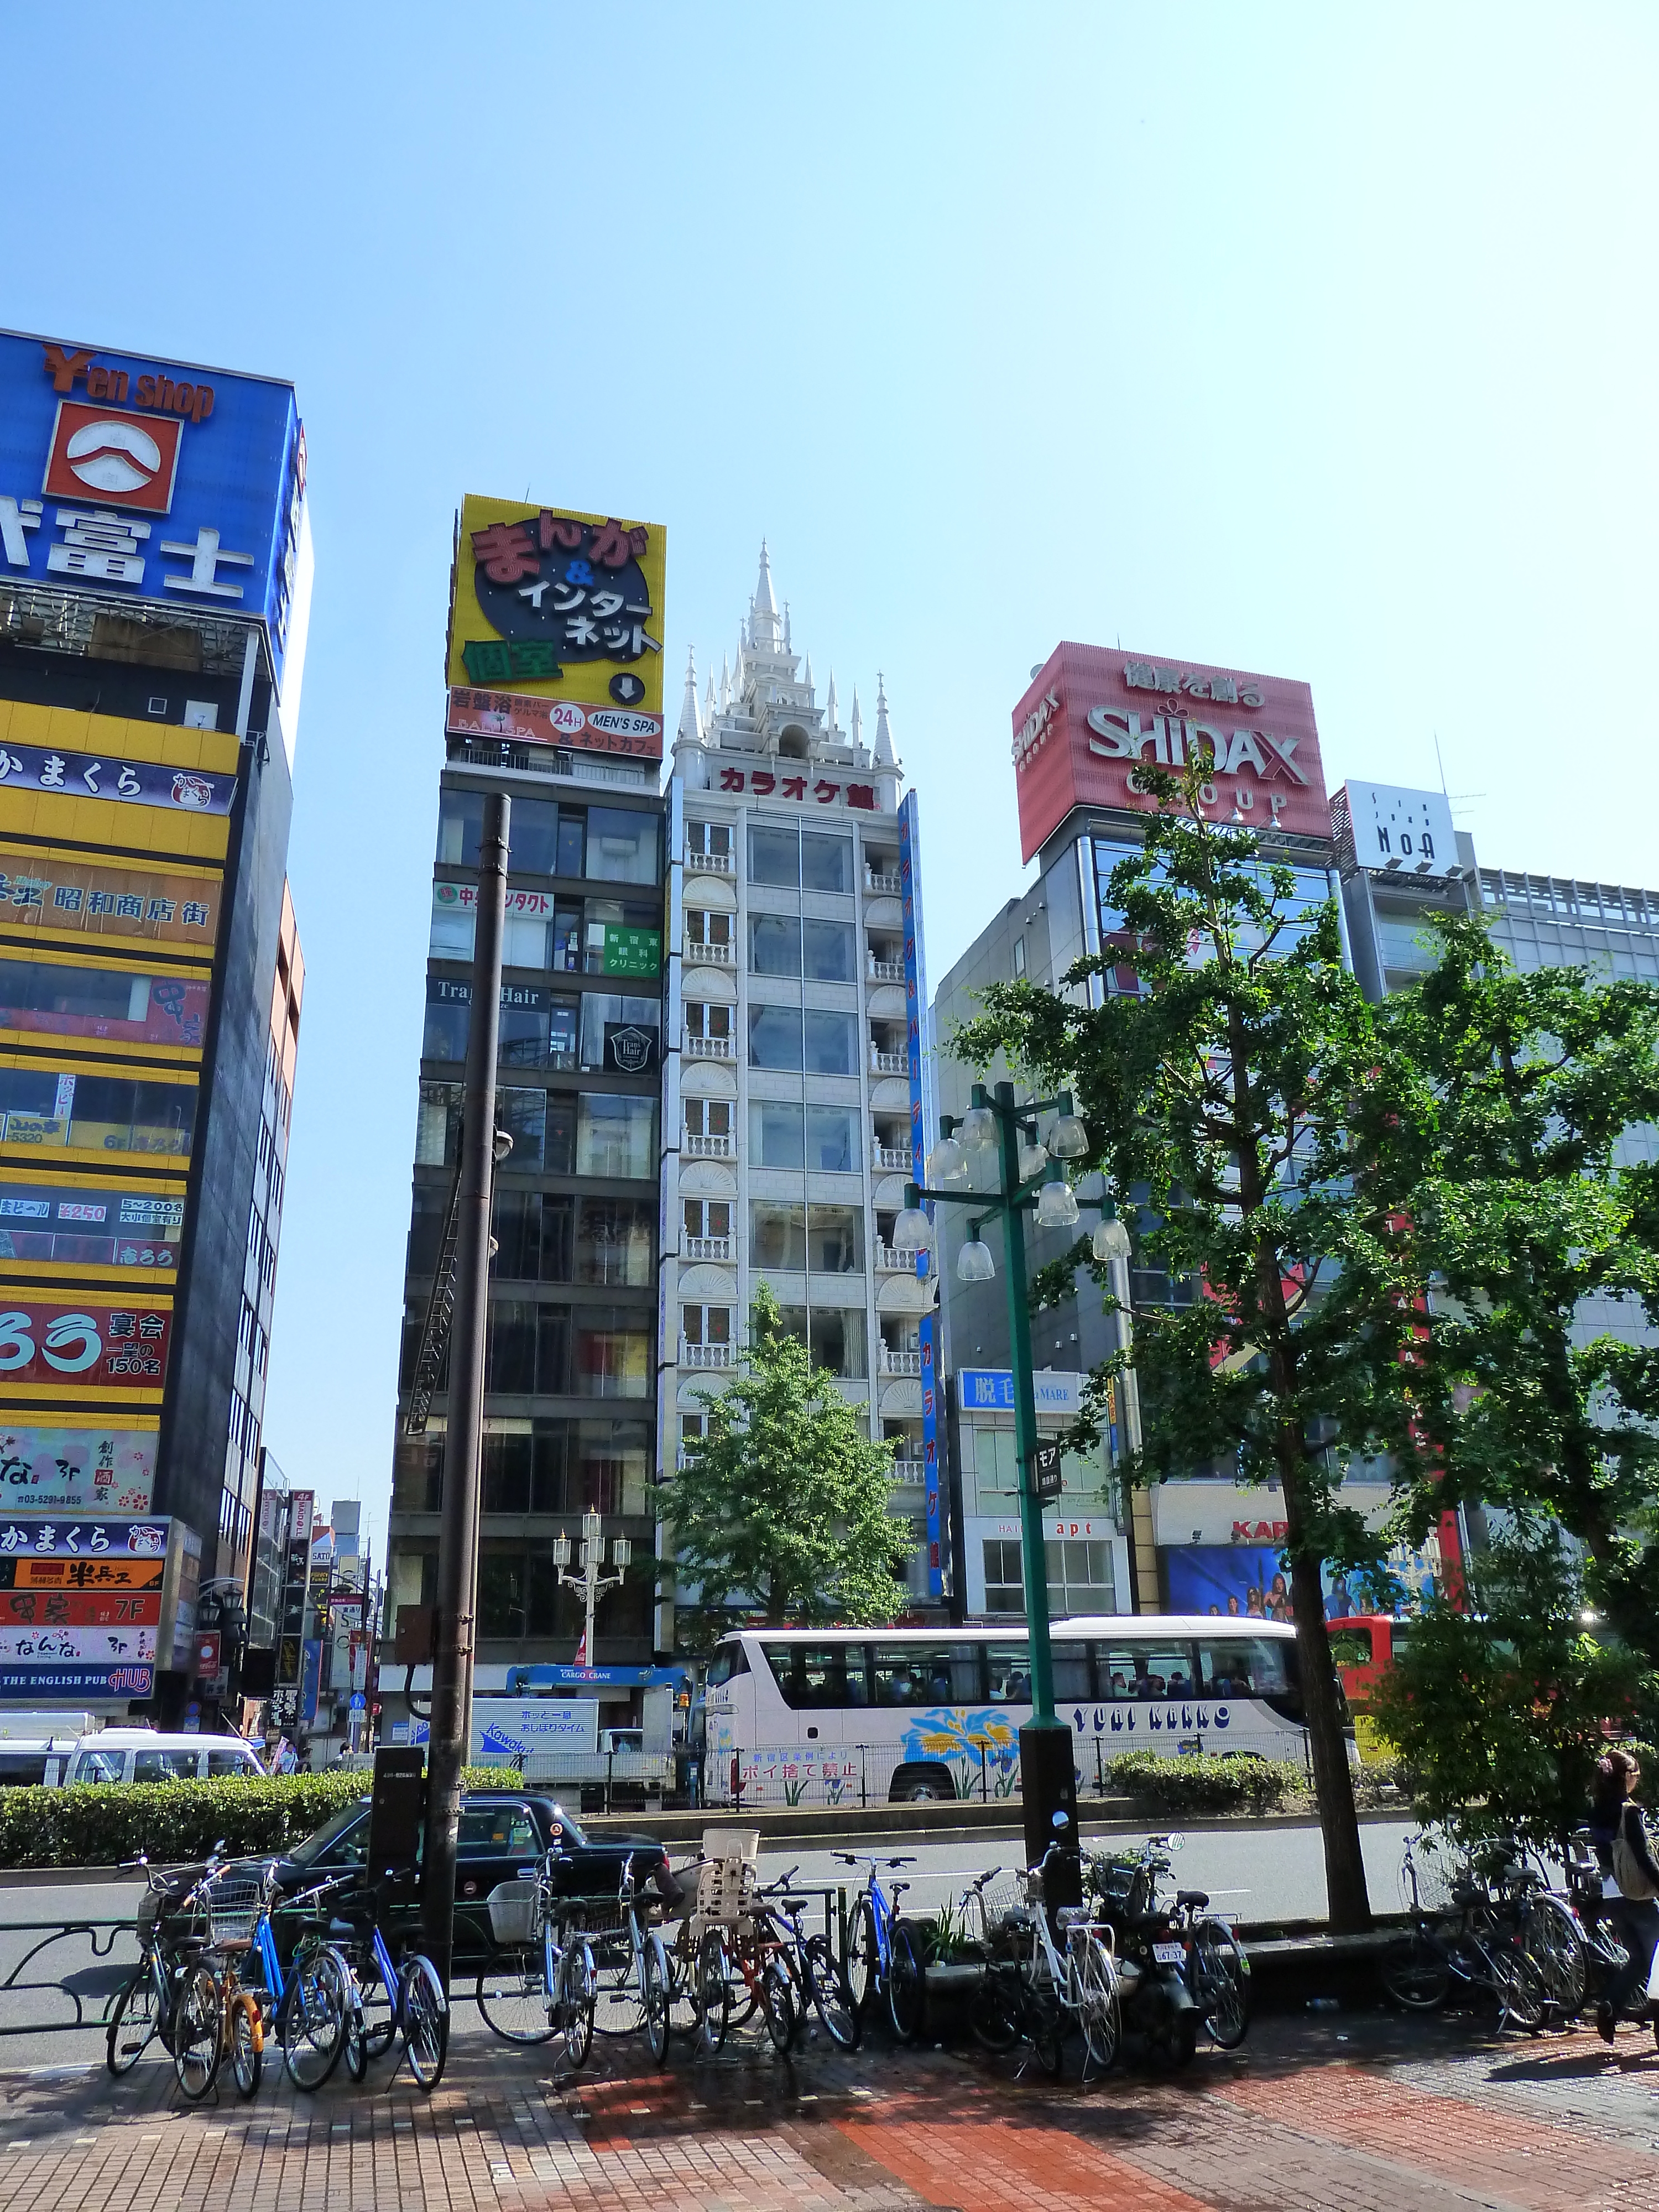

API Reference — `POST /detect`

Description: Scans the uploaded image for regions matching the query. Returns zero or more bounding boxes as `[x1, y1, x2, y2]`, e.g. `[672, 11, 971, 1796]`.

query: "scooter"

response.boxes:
[1087, 1833, 1203, 2066]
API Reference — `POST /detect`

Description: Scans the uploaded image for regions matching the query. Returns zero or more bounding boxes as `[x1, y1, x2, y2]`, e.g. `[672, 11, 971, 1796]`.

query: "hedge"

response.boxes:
[1102, 1749, 1305, 1816]
[0, 1766, 508, 1870]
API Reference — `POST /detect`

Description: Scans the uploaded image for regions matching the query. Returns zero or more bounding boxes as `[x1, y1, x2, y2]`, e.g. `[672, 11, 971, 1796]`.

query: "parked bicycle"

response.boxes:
[692, 1866, 859, 2057]
[834, 1853, 926, 2042]
[169, 1863, 270, 2101]
[106, 1854, 214, 2078]
[1086, 1834, 1249, 2059]
[966, 1848, 1119, 2079]
[475, 1851, 597, 2073]
[331, 1876, 448, 2091]
[1380, 1832, 1553, 2030]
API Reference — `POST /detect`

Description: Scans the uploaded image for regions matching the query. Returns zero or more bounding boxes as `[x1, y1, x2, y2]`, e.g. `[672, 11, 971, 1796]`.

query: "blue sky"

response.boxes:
[3, 6, 1655, 1563]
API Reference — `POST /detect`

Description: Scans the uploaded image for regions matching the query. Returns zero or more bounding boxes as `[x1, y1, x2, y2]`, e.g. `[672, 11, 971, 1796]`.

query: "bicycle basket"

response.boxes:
[487, 1881, 542, 1948]
[1404, 1833, 1465, 1916]
[206, 1874, 264, 1945]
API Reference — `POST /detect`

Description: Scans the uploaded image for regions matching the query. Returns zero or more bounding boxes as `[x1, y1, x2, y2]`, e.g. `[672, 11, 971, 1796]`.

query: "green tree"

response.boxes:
[658, 1283, 910, 1647]
[1368, 1512, 1653, 1848]
[954, 756, 1431, 1932]
[1377, 913, 1659, 1672]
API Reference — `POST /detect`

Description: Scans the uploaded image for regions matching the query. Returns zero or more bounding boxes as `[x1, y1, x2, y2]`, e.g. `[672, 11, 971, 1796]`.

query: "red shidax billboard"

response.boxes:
[1011, 644, 1330, 864]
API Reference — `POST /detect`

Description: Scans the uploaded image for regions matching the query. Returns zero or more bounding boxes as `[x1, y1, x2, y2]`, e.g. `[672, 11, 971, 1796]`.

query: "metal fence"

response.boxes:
[707, 1726, 1310, 1809]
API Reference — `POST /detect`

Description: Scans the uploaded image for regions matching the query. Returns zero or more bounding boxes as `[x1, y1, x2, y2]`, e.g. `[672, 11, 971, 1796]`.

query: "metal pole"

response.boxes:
[421, 790, 508, 1989]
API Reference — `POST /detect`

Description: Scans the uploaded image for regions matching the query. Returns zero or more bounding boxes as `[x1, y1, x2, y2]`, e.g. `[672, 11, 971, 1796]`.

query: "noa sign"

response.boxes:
[1010, 643, 1331, 862]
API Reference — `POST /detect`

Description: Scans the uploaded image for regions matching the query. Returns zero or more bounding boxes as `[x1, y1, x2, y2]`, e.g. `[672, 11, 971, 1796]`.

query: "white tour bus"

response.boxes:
[701, 1616, 1315, 1808]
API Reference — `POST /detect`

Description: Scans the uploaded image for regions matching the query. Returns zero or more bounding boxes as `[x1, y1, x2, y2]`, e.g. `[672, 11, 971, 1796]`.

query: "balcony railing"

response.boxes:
[880, 1347, 922, 1377]
[685, 1131, 734, 1157]
[890, 1458, 927, 1483]
[685, 936, 735, 964]
[688, 851, 734, 873]
[684, 1236, 733, 1261]
[865, 869, 902, 896]
[682, 1340, 734, 1369]
[687, 1034, 735, 1058]
[873, 1243, 916, 1274]
[867, 957, 905, 983]
[869, 1048, 906, 1076]
[873, 1142, 911, 1171]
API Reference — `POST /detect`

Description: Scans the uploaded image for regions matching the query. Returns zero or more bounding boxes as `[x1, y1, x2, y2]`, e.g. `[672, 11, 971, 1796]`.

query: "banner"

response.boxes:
[0, 849, 218, 947]
[0, 1301, 171, 1390]
[0, 1425, 155, 1510]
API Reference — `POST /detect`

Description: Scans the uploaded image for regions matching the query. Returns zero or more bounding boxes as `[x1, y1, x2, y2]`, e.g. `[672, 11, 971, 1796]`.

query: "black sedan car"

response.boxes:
[227, 1790, 675, 1963]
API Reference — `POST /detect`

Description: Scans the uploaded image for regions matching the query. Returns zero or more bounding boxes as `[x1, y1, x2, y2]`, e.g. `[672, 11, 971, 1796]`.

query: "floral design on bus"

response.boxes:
[899, 1708, 1020, 1797]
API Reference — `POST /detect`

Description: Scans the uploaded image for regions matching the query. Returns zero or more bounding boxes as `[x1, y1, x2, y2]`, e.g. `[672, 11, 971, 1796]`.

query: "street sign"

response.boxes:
[1032, 1441, 1064, 1504]
[349, 1692, 366, 1712]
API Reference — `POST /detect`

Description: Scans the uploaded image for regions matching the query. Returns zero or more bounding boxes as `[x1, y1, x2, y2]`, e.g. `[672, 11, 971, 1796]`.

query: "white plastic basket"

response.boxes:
[487, 1881, 542, 1947]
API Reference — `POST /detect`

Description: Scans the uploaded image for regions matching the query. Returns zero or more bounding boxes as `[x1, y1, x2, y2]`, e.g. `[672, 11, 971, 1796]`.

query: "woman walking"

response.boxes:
[1588, 1749, 1659, 2042]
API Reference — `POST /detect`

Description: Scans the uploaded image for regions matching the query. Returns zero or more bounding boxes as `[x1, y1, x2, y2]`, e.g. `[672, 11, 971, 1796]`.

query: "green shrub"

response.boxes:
[1102, 1750, 1305, 1816]
[0, 1765, 507, 1869]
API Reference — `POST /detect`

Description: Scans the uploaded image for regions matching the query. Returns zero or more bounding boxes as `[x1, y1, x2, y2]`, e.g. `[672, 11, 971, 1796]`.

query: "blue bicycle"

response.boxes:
[333, 1877, 449, 2092]
[476, 1850, 597, 2072]
[245, 1869, 359, 2091]
[834, 1853, 926, 2042]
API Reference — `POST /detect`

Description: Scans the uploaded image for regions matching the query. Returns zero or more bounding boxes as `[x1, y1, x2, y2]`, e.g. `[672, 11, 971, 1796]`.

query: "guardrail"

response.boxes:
[0, 1915, 136, 2039]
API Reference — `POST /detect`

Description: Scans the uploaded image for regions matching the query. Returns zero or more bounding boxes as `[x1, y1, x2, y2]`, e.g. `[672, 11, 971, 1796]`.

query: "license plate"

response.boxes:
[1153, 1942, 1185, 1965]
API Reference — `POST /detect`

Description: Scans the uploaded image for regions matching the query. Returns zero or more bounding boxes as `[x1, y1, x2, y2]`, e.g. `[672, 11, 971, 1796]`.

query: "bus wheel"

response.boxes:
[891, 1770, 952, 1803]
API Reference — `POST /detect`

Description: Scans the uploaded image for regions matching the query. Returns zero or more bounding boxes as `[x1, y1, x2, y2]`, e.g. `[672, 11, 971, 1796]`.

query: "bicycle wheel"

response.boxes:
[1379, 1928, 1451, 2011]
[886, 1920, 926, 2044]
[1521, 1897, 1588, 2018]
[172, 1963, 223, 2103]
[554, 1939, 596, 2070]
[106, 1964, 161, 2075]
[971, 1961, 1023, 2053]
[760, 1952, 796, 2054]
[695, 1928, 731, 2056]
[477, 1945, 556, 2045]
[228, 1992, 263, 2100]
[804, 1933, 859, 2051]
[1491, 1942, 1545, 2033]
[354, 1944, 399, 2059]
[1076, 1941, 1120, 2074]
[640, 1933, 670, 2068]
[1192, 1919, 1250, 2049]
[400, 1954, 449, 2091]
[281, 1945, 349, 2091]
[846, 1900, 877, 2018]
[1025, 1987, 1065, 2079]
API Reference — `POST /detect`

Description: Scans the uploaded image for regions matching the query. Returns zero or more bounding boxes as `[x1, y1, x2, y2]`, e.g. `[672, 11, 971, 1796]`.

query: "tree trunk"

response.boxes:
[1282, 1468, 1373, 1932]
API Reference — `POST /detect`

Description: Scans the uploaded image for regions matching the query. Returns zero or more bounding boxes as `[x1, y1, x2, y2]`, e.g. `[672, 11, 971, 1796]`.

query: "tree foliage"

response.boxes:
[1367, 1513, 1654, 1847]
[953, 755, 1432, 1930]
[657, 1283, 910, 1647]
[1373, 913, 1659, 1672]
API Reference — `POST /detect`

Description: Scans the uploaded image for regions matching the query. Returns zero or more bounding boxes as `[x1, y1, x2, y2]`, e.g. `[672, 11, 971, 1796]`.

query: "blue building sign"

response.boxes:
[0, 330, 309, 698]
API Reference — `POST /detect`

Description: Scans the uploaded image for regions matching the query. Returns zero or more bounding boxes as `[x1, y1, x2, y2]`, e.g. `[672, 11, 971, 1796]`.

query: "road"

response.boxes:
[754, 1815, 1416, 1928]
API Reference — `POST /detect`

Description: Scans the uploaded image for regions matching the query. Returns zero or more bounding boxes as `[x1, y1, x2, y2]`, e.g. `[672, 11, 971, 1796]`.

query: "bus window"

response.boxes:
[1052, 1641, 1093, 1703]
[763, 1643, 867, 1709]
[705, 1641, 749, 1688]
[870, 1645, 977, 1707]
[1327, 1627, 1374, 1669]
[985, 1645, 1032, 1705]
[1098, 1643, 1197, 1700]
[1198, 1635, 1295, 1704]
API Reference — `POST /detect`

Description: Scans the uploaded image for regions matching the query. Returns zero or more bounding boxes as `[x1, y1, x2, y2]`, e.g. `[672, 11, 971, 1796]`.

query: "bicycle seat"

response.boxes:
[1176, 1889, 1209, 1910]
[327, 1917, 358, 1940]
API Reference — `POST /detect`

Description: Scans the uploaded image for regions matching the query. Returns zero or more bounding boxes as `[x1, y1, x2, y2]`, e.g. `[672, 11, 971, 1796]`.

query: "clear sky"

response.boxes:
[3, 6, 1655, 1566]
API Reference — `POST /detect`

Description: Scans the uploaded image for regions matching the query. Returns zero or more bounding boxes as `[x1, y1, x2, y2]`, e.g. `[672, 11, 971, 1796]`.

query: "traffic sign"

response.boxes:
[349, 1692, 367, 1712]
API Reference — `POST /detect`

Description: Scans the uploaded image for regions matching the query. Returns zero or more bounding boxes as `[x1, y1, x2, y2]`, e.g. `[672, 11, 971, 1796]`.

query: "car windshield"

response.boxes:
[288, 1799, 370, 1867]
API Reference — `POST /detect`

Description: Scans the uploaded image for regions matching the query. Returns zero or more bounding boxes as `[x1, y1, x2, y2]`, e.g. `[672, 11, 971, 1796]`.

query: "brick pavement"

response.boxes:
[0, 2009, 1656, 2211]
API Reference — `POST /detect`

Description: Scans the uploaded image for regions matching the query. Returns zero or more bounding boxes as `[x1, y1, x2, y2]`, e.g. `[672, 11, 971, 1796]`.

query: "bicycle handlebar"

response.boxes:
[832, 1852, 915, 1870]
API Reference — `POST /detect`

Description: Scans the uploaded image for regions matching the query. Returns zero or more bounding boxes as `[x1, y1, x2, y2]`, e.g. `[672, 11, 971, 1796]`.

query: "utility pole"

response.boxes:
[420, 790, 508, 1990]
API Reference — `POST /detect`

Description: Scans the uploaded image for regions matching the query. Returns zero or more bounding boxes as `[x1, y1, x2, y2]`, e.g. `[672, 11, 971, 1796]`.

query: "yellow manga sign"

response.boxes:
[446, 496, 667, 731]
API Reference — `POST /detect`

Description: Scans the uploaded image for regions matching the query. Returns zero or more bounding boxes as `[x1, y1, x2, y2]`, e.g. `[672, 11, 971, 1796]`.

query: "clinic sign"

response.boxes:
[0, 331, 310, 698]
[1010, 643, 1330, 863]
[445, 495, 667, 759]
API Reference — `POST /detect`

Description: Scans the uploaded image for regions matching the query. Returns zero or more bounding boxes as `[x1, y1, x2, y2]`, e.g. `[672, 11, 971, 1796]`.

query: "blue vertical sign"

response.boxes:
[897, 792, 942, 1598]
[299, 1637, 322, 1726]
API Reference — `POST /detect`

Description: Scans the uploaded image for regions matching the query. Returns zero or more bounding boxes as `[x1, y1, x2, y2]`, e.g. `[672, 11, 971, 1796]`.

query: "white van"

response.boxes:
[60, 1730, 267, 1786]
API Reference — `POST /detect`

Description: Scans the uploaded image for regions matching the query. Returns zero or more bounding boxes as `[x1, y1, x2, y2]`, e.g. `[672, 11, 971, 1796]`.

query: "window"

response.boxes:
[575, 1197, 653, 1286]
[496, 1087, 547, 1172]
[704, 1640, 748, 1688]
[1044, 1539, 1115, 1616]
[497, 1003, 550, 1067]
[1013, 936, 1026, 978]
[685, 1001, 732, 1045]
[806, 1105, 860, 1172]
[508, 797, 560, 875]
[749, 823, 799, 886]
[687, 820, 732, 861]
[685, 1097, 732, 1141]
[436, 788, 484, 867]
[576, 1093, 655, 1178]
[585, 807, 659, 885]
[544, 1095, 576, 1175]
[807, 1204, 862, 1274]
[1099, 1641, 1198, 1701]
[492, 1190, 573, 1282]
[682, 1303, 732, 1349]
[458, 1806, 540, 1856]
[134, 1750, 201, 1783]
[483, 1427, 534, 1512]
[206, 1749, 259, 1778]
[486, 1300, 568, 1395]
[804, 1010, 855, 1075]
[986, 1641, 1032, 1699]
[764, 1642, 868, 1709]
[1197, 1635, 1296, 1703]
[683, 1199, 731, 1243]
[871, 1645, 978, 1706]
[574, 1307, 651, 1397]
[585, 900, 661, 977]
[416, 1081, 461, 1167]
[748, 1004, 804, 1070]
[422, 991, 469, 1063]
[430, 896, 474, 962]
[749, 914, 801, 977]
[800, 831, 853, 894]
[71, 1748, 126, 1783]
[750, 1202, 807, 1271]
[749, 1099, 802, 1167]
[809, 1306, 865, 1377]
[503, 914, 550, 968]
[578, 993, 660, 1073]
[802, 920, 855, 982]
[983, 1544, 1024, 1615]
[556, 811, 586, 878]
[686, 909, 733, 949]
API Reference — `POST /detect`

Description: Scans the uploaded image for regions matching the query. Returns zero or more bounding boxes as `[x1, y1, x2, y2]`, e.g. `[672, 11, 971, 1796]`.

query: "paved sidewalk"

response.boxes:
[1, 2008, 1657, 2211]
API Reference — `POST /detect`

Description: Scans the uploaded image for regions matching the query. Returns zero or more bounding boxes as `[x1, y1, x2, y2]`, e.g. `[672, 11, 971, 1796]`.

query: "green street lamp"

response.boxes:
[907, 1077, 1113, 1892]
